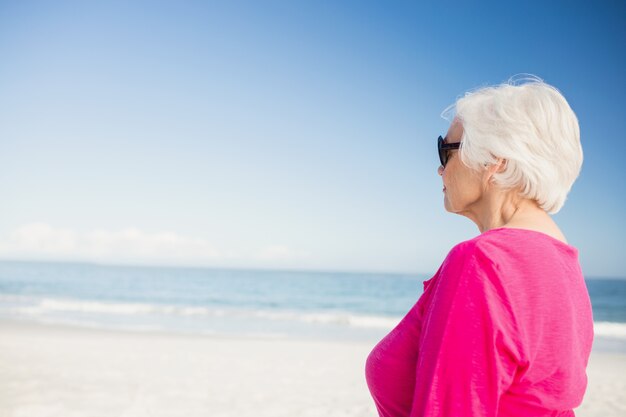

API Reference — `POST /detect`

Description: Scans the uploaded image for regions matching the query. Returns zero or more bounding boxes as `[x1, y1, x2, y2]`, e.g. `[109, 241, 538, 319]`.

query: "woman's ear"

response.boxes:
[482, 158, 506, 186]
[496, 158, 508, 173]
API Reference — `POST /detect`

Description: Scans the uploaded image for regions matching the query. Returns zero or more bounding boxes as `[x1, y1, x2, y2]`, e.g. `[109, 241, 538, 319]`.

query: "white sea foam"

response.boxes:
[300, 312, 401, 329]
[594, 321, 626, 340]
[39, 299, 155, 314]
[11, 297, 226, 318]
[5, 296, 401, 330]
[4, 295, 626, 338]
[250, 309, 401, 328]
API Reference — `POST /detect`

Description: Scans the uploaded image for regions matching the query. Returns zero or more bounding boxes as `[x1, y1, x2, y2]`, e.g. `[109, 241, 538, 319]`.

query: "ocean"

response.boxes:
[0, 261, 624, 351]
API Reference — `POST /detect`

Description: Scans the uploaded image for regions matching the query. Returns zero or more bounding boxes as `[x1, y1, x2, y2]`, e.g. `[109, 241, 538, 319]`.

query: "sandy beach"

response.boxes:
[0, 320, 624, 417]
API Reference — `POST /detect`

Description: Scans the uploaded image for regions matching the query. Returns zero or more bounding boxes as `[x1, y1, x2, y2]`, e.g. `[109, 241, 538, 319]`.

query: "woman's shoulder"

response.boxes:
[443, 227, 579, 280]
[474, 227, 577, 254]
[451, 226, 574, 250]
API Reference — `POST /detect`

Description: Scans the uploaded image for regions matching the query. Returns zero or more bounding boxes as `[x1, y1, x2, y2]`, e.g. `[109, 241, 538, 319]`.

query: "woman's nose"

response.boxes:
[437, 165, 444, 176]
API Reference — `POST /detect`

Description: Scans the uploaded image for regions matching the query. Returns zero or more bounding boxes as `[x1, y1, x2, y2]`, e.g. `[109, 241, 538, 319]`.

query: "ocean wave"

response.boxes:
[253, 310, 401, 329]
[2, 295, 401, 329]
[594, 321, 626, 340]
[11, 297, 228, 317]
[3, 295, 625, 337]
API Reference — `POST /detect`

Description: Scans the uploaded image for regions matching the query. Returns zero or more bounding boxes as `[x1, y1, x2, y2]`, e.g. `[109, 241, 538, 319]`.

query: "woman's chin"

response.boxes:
[443, 197, 460, 214]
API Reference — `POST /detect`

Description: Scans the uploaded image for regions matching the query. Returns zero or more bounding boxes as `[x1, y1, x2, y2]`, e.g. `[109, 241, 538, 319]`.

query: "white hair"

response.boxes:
[442, 74, 583, 214]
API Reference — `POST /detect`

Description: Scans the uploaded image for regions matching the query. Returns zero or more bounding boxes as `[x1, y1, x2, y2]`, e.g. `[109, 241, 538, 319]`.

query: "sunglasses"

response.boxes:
[438, 135, 461, 167]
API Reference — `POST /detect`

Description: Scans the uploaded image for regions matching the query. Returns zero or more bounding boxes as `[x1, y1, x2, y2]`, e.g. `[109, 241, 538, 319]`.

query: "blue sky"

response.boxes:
[0, 0, 624, 277]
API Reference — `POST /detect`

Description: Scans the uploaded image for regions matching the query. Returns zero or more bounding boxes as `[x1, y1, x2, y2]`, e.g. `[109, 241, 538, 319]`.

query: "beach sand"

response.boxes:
[0, 320, 624, 417]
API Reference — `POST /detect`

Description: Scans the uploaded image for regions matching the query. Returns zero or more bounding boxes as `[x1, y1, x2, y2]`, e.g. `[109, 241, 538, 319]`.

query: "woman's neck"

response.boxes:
[474, 192, 547, 234]
[467, 193, 567, 243]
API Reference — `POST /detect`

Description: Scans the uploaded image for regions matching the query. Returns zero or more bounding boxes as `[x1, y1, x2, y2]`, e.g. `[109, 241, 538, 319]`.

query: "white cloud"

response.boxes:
[0, 223, 312, 269]
[0, 222, 222, 266]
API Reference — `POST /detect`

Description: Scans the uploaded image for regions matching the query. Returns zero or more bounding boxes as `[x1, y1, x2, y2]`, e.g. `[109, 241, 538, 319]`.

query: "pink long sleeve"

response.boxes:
[410, 242, 520, 416]
[366, 228, 594, 417]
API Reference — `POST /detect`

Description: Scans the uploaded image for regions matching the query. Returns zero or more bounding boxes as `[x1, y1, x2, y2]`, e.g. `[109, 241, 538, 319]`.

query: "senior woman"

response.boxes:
[366, 77, 594, 416]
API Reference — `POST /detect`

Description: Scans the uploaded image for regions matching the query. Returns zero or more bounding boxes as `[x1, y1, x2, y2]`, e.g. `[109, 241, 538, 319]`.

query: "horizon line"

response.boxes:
[0, 257, 623, 280]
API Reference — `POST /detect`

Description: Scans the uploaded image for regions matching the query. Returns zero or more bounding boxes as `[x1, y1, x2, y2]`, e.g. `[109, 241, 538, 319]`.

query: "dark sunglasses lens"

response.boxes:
[438, 136, 447, 167]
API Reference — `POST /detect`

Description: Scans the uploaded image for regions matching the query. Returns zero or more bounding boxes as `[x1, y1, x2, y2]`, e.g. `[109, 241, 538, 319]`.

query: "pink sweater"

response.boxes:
[366, 227, 594, 416]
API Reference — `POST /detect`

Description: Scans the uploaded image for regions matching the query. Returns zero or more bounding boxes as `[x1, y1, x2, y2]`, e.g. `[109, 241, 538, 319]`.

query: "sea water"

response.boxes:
[0, 261, 624, 351]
